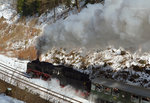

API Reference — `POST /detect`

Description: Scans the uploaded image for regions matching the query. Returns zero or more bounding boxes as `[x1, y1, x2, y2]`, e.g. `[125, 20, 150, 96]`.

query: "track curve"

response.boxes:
[0, 62, 85, 103]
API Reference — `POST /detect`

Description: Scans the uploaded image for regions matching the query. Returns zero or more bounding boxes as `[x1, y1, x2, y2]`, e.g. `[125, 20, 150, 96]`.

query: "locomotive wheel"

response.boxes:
[41, 74, 50, 81]
[28, 72, 34, 78]
[43, 76, 49, 81]
[59, 80, 66, 88]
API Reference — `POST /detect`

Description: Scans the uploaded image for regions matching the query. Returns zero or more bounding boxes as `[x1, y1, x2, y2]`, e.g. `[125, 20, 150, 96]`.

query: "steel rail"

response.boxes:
[0, 62, 82, 103]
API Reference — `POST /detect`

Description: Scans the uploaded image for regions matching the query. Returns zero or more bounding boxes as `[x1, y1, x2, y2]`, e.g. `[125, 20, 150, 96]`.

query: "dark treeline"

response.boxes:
[17, 0, 72, 16]
[17, 0, 103, 16]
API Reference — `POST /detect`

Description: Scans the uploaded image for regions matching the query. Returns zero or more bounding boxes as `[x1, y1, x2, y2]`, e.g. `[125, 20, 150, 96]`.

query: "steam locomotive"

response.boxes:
[26, 59, 91, 96]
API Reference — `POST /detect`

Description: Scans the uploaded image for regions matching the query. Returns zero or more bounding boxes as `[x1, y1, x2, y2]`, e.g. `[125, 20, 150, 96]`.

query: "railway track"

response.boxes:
[0, 62, 84, 103]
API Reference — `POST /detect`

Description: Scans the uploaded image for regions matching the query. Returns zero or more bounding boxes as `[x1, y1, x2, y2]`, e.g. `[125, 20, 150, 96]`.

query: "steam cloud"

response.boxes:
[36, 0, 150, 55]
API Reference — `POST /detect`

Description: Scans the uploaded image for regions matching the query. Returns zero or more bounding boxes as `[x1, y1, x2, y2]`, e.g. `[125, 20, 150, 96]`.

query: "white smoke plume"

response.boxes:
[31, 78, 89, 100]
[36, 0, 150, 55]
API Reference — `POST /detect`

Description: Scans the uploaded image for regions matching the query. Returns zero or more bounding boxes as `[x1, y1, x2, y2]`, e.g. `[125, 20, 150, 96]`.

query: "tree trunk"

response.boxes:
[75, 0, 80, 12]
[53, 1, 56, 22]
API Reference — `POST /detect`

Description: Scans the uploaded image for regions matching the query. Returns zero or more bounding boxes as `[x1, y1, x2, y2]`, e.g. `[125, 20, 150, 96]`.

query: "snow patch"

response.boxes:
[0, 3, 18, 23]
[0, 94, 24, 103]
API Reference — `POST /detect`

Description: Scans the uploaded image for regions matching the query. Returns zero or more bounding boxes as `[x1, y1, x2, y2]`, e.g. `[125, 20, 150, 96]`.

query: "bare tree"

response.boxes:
[75, 0, 80, 12]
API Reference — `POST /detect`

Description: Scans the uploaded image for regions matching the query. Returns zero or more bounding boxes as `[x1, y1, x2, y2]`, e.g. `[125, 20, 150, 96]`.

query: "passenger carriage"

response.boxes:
[91, 78, 150, 103]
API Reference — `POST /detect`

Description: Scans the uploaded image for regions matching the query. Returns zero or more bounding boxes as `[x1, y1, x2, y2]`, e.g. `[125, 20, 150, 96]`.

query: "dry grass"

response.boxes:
[16, 46, 37, 60]
[0, 79, 51, 103]
[48, 49, 91, 69]
[28, 18, 38, 27]
[17, 17, 39, 27]
[0, 17, 41, 58]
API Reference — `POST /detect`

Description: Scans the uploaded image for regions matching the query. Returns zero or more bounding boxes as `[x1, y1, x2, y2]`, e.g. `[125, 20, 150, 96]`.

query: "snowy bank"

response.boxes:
[0, 94, 25, 103]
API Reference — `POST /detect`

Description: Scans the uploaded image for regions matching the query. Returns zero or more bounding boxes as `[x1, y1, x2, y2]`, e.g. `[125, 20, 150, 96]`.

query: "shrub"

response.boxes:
[17, 0, 40, 16]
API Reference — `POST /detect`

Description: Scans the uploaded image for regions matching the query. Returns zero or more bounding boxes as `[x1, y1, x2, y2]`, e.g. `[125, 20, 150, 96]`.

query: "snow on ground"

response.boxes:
[0, 0, 150, 102]
[8, 36, 38, 51]
[37, 5, 68, 27]
[1, 45, 150, 89]
[0, 2, 18, 24]
[0, 0, 78, 27]
[0, 0, 66, 26]
[1, 47, 150, 101]
[41, 47, 150, 88]
[0, 94, 25, 103]
[29, 78, 90, 102]
[0, 54, 90, 103]
[0, 55, 28, 72]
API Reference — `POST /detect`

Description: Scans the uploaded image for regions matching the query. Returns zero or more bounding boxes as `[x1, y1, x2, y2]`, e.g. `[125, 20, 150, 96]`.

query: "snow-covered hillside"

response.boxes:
[0, 0, 77, 59]
[40, 47, 150, 88]
[0, 0, 150, 92]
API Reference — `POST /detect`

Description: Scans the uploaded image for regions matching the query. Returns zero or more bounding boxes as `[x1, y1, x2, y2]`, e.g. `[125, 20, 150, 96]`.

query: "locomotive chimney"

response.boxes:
[36, 57, 40, 61]
[36, 50, 41, 61]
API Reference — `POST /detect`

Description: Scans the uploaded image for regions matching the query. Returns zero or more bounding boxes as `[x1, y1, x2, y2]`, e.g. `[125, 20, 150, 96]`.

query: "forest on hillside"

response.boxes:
[17, 0, 102, 16]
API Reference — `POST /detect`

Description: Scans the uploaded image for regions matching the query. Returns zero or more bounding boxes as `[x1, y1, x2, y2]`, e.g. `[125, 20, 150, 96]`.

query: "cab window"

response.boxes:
[104, 87, 111, 95]
[112, 88, 120, 97]
[142, 97, 150, 103]
[131, 95, 139, 103]
[96, 84, 103, 92]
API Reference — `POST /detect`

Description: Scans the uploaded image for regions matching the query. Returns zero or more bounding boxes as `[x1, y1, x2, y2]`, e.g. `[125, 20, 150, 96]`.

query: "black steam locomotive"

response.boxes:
[26, 59, 91, 96]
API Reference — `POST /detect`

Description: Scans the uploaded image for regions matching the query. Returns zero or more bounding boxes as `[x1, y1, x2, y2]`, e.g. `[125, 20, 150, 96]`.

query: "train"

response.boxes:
[91, 78, 150, 103]
[26, 59, 150, 103]
[26, 59, 91, 97]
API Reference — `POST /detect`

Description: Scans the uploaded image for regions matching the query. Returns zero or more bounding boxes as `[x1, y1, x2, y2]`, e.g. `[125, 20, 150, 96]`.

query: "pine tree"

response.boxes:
[17, 0, 73, 16]
[17, 0, 25, 15]
[66, 0, 71, 7]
